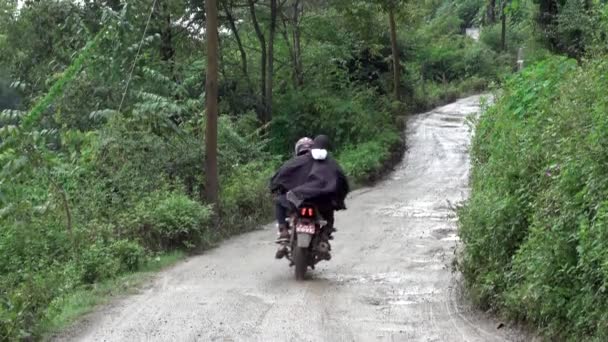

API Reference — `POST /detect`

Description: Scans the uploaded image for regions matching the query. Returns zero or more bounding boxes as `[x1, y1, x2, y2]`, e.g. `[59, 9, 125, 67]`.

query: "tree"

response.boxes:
[534, 0, 595, 58]
[266, 0, 277, 121]
[501, 0, 507, 51]
[245, 0, 280, 123]
[0, 80, 19, 110]
[378, 0, 403, 102]
[292, 0, 304, 87]
[486, 0, 497, 24]
[205, 0, 220, 206]
[157, 0, 175, 67]
[537, 0, 560, 29]
[286, 0, 304, 87]
[334, 0, 404, 101]
[247, 0, 268, 122]
[388, 5, 400, 101]
[222, 0, 250, 82]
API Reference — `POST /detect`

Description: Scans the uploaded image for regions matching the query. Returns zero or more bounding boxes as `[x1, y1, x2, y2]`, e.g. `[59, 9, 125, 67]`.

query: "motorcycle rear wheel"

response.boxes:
[294, 247, 308, 281]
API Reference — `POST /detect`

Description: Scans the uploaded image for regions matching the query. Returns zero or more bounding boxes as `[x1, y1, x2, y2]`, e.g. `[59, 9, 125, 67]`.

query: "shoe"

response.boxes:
[275, 246, 288, 259]
[328, 226, 337, 240]
[275, 227, 290, 243]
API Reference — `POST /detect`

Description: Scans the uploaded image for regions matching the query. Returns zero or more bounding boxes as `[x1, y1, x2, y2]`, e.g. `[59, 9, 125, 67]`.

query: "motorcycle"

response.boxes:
[281, 203, 333, 280]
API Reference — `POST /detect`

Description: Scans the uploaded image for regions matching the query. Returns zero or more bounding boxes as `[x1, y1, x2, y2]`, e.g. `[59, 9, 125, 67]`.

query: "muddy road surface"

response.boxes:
[57, 95, 525, 341]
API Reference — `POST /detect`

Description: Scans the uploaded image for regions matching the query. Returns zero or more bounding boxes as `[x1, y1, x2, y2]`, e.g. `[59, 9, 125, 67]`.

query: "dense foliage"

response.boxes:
[459, 3, 608, 339]
[0, 0, 515, 339]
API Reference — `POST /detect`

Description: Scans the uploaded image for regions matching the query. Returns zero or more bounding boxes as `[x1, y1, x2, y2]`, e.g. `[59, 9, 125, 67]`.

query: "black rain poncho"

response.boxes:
[269, 148, 349, 210]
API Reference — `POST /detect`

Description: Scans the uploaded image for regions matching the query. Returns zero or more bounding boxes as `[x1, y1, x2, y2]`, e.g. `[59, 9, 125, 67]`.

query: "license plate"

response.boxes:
[296, 223, 315, 234]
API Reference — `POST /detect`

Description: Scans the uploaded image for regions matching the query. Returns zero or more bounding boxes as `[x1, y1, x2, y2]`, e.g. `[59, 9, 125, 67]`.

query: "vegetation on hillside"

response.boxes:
[459, 1, 608, 339]
[0, 0, 516, 338]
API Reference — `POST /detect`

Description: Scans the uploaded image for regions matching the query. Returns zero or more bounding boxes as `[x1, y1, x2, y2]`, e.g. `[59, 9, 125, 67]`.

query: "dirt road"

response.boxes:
[57, 95, 525, 341]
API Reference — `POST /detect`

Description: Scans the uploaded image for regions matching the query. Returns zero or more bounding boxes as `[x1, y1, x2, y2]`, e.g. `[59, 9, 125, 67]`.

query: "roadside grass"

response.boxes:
[458, 56, 608, 339]
[41, 251, 185, 339]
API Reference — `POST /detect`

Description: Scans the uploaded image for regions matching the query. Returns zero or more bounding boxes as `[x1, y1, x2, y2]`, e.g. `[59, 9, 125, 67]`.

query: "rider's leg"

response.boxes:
[325, 210, 335, 231]
[275, 196, 288, 232]
[274, 195, 291, 259]
[316, 206, 334, 260]
[318, 206, 335, 231]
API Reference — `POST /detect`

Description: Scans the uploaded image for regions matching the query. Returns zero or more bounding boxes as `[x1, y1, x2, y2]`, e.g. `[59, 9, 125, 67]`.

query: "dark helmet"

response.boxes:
[294, 137, 313, 156]
[312, 134, 332, 150]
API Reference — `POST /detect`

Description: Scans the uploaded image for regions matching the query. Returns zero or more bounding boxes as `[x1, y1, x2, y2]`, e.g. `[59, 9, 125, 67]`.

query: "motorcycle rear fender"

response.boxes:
[297, 233, 313, 248]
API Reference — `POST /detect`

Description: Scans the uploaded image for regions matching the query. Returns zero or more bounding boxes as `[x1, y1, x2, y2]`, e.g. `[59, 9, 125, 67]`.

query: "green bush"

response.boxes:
[456, 0, 484, 28]
[0, 217, 148, 339]
[0, 267, 65, 340]
[463, 44, 504, 79]
[420, 36, 468, 83]
[79, 242, 122, 284]
[411, 79, 483, 112]
[406, 21, 506, 113]
[339, 131, 401, 184]
[272, 85, 395, 155]
[480, 22, 529, 55]
[127, 191, 213, 250]
[459, 56, 608, 339]
[220, 161, 277, 234]
[480, 24, 504, 52]
[109, 240, 146, 272]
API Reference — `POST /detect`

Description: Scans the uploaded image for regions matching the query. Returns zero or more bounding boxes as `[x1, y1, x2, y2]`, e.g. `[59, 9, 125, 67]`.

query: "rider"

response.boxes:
[272, 137, 313, 242]
[270, 135, 350, 259]
[296, 135, 348, 232]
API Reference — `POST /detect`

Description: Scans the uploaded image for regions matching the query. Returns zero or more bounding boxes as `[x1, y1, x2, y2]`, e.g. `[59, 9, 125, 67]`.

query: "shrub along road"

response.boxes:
[55, 96, 526, 341]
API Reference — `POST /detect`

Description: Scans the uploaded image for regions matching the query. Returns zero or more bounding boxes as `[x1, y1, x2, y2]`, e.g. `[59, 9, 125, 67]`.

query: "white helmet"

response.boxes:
[294, 137, 313, 156]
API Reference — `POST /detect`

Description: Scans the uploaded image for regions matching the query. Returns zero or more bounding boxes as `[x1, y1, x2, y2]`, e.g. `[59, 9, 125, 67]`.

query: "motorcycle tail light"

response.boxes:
[300, 207, 314, 218]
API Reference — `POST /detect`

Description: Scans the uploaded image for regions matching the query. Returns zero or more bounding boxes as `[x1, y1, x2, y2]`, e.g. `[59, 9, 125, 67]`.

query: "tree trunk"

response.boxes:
[222, 0, 249, 82]
[280, 0, 304, 88]
[105, 0, 122, 11]
[248, 0, 267, 122]
[280, 19, 297, 87]
[501, 4, 507, 51]
[538, 0, 559, 28]
[159, 0, 174, 65]
[537, 0, 561, 51]
[388, 8, 400, 102]
[52, 179, 73, 239]
[205, 0, 219, 207]
[265, 0, 277, 122]
[48, 176, 74, 247]
[486, 0, 496, 24]
[292, 0, 304, 87]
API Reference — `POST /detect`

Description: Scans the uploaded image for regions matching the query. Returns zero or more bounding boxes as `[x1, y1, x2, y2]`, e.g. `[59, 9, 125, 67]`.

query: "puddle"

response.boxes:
[377, 201, 456, 221]
[430, 227, 456, 240]
[330, 272, 409, 285]
[439, 116, 463, 123]
[361, 287, 440, 307]
[441, 233, 459, 241]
